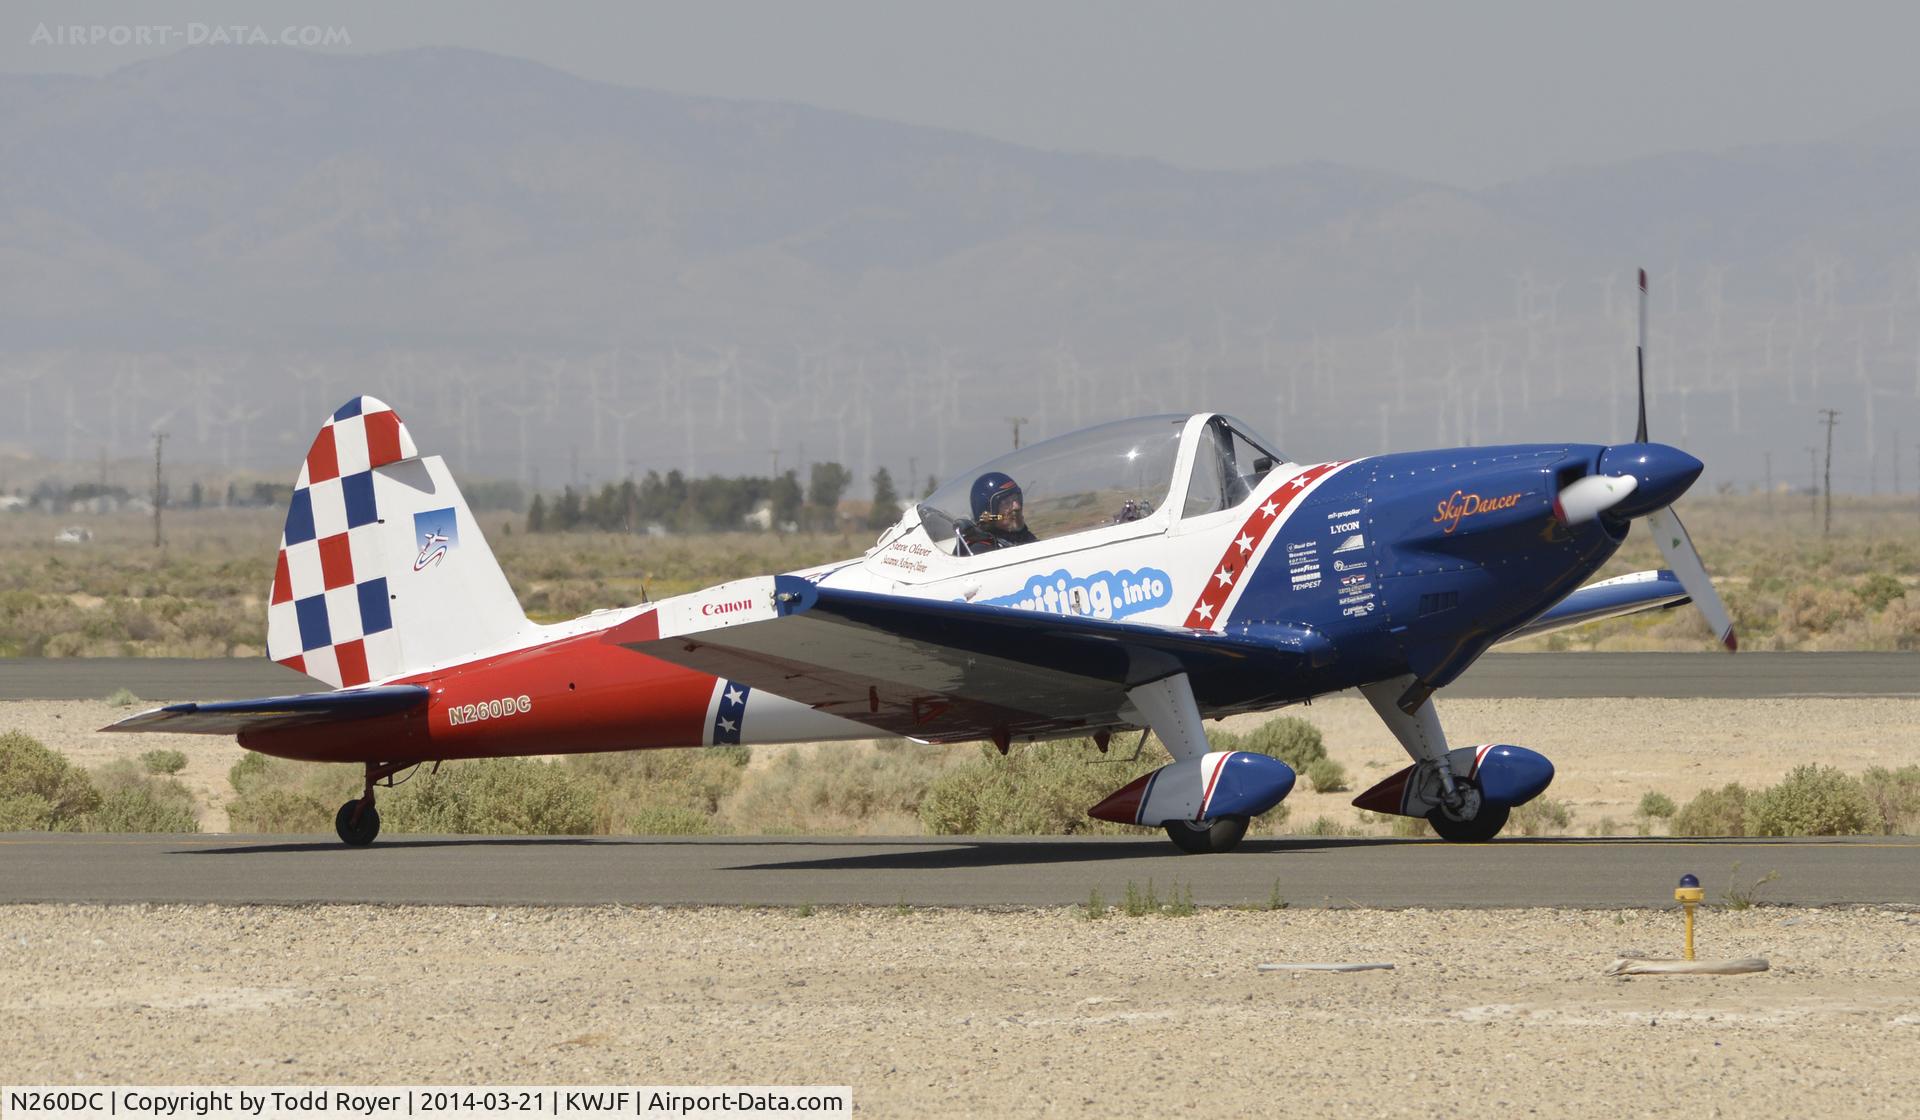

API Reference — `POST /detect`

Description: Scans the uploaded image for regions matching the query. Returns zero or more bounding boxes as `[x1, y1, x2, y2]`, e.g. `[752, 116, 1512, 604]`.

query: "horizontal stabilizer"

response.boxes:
[102, 684, 429, 735]
[1500, 569, 1688, 644]
[608, 576, 1332, 741]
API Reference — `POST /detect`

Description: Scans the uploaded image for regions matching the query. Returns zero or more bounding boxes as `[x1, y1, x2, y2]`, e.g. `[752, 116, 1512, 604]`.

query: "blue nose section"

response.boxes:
[1598, 442, 1704, 517]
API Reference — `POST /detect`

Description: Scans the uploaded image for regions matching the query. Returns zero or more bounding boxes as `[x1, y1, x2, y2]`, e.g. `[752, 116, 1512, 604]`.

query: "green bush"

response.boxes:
[1860, 765, 1920, 834]
[1509, 797, 1573, 836]
[1856, 572, 1908, 612]
[1303, 757, 1349, 793]
[1239, 716, 1327, 769]
[920, 738, 1168, 836]
[225, 751, 358, 832]
[139, 749, 188, 775]
[565, 747, 749, 834]
[1637, 791, 1677, 819]
[89, 784, 200, 832]
[0, 731, 101, 830]
[229, 788, 334, 832]
[1300, 814, 1357, 836]
[1672, 783, 1752, 837]
[106, 687, 140, 708]
[1747, 765, 1875, 837]
[386, 758, 598, 835]
[727, 742, 954, 833]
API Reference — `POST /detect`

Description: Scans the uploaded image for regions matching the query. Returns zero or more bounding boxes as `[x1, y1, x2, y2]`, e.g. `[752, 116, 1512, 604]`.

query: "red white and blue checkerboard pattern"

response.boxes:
[266, 397, 419, 688]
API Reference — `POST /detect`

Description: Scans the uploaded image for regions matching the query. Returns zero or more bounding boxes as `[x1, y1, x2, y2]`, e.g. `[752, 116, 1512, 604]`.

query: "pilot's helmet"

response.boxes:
[970, 471, 1023, 523]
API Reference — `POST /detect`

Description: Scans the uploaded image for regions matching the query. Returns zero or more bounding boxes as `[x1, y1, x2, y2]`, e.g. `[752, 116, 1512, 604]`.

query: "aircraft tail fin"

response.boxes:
[265, 396, 529, 687]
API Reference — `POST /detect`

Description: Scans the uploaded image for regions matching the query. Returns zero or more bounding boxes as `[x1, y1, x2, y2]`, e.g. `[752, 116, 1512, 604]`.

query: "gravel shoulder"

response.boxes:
[2, 904, 1917, 1118]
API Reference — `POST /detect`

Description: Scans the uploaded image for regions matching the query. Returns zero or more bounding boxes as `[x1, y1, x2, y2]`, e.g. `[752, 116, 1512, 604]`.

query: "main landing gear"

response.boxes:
[1164, 815, 1250, 855]
[334, 760, 418, 847]
[1424, 778, 1509, 843]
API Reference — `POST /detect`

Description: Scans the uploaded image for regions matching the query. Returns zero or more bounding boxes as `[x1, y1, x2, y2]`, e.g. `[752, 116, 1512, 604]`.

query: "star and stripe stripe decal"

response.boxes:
[1181, 461, 1347, 630]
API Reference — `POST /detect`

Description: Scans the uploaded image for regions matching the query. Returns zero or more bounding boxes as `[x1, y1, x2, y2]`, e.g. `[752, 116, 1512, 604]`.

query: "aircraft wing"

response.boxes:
[101, 684, 429, 734]
[1499, 569, 1690, 644]
[607, 576, 1333, 742]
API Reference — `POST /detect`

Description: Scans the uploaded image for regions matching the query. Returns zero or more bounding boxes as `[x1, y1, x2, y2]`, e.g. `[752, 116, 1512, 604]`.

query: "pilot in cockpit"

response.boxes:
[963, 471, 1038, 550]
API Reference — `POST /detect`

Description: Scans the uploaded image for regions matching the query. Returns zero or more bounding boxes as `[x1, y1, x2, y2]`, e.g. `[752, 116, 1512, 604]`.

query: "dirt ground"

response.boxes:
[1, 904, 1916, 1118]
[10, 695, 1919, 836]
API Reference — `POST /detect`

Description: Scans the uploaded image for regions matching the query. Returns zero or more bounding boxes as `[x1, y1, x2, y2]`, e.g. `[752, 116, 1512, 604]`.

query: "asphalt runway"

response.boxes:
[1, 651, 1916, 700]
[3, 833, 1915, 908]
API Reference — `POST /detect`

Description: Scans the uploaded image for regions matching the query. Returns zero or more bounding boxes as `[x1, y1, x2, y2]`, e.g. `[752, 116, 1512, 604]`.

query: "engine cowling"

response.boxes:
[1351, 743, 1554, 818]
[1089, 751, 1296, 826]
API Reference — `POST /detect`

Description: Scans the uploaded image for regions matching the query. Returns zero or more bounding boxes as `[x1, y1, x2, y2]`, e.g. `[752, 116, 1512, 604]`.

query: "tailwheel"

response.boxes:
[1164, 814, 1249, 854]
[334, 798, 380, 846]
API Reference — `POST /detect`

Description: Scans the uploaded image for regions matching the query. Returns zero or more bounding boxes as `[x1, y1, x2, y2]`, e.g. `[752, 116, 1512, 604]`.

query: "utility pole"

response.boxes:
[1006, 416, 1028, 450]
[1818, 408, 1841, 537]
[151, 430, 167, 549]
[1763, 450, 1773, 515]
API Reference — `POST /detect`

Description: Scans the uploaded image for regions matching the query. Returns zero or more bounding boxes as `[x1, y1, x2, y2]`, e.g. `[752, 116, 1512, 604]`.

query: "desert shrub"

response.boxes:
[920, 738, 1170, 835]
[1240, 717, 1327, 769]
[1784, 586, 1862, 634]
[89, 784, 200, 832]
[1303, 757, 1349, 793]
[139, 749, 187, 775]
[1300, 814, 1357, 836]
[1859, 765, 1920, 834]
[0, 731, 101, 830]
[564, 747, 750, 834]
[623, 803, 718, 835]
[1588, 816, 1621, 836]
[229, 788, 334, 833]
[1637, 791, 1677, 819]
[87, 759, 198, 832]
[225, 751, 358, 832]
[1855, 572, 1907, 612]
[1671, 783, 1751, 837]
[386, 758, 598, 835]
[727, 742, 957, 834]
[1747, 764, 1875, 837]
[106, 687, 140, 708]
[1509, 797, 1573, 836]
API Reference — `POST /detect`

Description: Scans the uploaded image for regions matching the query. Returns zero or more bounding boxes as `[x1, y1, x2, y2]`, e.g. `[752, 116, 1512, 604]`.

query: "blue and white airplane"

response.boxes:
[112, 273, 1732, 851]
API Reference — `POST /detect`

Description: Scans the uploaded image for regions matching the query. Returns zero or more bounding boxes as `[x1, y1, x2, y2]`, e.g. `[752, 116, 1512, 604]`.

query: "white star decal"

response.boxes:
[1259, 500, 1279, 518]
[1214, 567, 1235, 588]
[1235, 533, 1255, 554]
[718, 717, 737, 734]
[1288, 474, 1309, 489]
[1195, 601, 1215, 621]
[724, 685, 745, 707]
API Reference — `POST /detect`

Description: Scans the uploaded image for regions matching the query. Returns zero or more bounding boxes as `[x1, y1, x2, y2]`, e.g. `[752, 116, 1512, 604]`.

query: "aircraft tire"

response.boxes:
[1164, 815, 1249, 854]
[1426, 801, 1509, 843]
[335, 800, 381, 847]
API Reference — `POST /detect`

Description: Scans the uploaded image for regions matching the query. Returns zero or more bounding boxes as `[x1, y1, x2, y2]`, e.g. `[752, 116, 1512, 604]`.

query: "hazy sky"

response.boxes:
[10, 1, 1920, 187]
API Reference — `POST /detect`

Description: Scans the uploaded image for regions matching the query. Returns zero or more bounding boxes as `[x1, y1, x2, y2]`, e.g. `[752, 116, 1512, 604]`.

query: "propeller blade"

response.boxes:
[1645, 505, 1737, 651]
[1553, 473, 1639, 525]
[1635, 268, 1649, 443]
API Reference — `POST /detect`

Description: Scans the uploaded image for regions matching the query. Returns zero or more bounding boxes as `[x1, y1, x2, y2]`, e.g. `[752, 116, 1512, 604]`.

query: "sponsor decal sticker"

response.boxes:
[1328, 519, 1360, 535]
[1433, 489, 1526, 534]
[1325, 507, 1360, 520]
[978, 566, 1172, 619]
[1333, 557, 1367, 572]
[1332, 533, 1367, 554]
[700, 597, 757, 616]
[412, 506, 458, 570]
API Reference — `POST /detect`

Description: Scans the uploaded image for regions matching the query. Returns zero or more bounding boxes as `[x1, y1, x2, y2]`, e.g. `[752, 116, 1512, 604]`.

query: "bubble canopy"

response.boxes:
[916, 414, 1287, 556]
